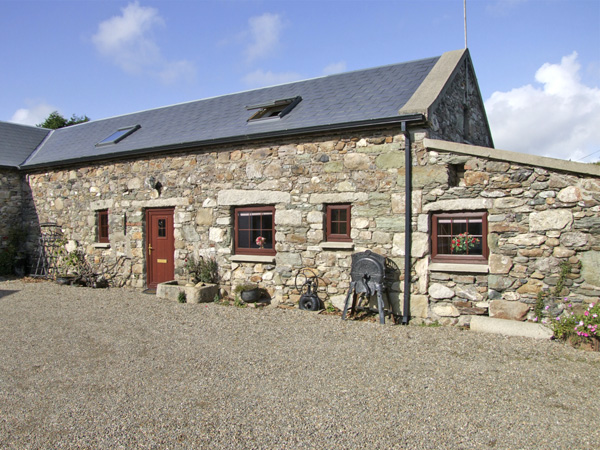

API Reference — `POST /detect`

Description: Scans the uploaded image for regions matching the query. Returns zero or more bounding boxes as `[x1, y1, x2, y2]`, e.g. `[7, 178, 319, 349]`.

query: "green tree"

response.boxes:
[37, 111, 90, 129]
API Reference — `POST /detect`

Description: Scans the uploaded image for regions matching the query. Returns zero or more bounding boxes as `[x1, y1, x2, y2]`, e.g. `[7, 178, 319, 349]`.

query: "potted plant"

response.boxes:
[235, 283, 263, 303]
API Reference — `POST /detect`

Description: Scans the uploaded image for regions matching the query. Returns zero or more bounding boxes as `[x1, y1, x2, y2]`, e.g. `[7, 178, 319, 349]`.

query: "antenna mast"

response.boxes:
[463, 0, 468, 48]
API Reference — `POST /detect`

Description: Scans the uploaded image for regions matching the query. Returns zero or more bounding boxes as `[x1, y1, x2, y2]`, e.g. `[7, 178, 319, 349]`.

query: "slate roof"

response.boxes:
[0, 122, 50, 168]
[21, 53, 450, 169]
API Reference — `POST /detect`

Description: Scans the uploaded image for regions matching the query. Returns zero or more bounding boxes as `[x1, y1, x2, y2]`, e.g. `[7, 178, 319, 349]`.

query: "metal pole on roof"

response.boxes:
[464, 0, 468, 48]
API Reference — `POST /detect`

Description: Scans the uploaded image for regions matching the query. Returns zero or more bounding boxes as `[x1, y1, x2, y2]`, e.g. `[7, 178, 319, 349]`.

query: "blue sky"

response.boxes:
[1, 0, 599, 161]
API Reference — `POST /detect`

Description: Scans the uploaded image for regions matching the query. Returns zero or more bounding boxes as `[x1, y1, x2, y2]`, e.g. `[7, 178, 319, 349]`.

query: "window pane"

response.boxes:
[158, 219, 166, 237]
[438, 236, 451, 254]
[468, 219, 483, 236]
[453, 219, 467, 235]
[438, 219, 452, 236]
[470, 239, 483, 255]
[262, 231, 273, 249]
[261, 212, 273, 229]
[238, 230, 250, 248]
[238, 212, 250, 229]
[251, 213, 262, 230]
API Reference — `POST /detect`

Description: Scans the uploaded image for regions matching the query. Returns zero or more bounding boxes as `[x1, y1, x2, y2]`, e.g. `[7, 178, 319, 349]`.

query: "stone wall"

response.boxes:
[20, 128, 600, 325]
[428, 58, 493, 148]
[0, 168, 23, 250]
[23, 128, 415, 302]
[416, 144, 600, 325]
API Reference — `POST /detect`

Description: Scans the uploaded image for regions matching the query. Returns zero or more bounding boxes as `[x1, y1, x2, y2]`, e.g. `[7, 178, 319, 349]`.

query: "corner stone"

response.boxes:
[489, 300, 530, 321]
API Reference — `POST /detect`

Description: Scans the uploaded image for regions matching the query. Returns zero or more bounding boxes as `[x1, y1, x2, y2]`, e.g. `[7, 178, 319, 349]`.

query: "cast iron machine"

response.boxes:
[342, 250, 388, 324]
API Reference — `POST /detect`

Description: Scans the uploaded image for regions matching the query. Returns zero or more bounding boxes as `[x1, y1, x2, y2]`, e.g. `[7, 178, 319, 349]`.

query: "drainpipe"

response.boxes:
[402, 121, 411, 325]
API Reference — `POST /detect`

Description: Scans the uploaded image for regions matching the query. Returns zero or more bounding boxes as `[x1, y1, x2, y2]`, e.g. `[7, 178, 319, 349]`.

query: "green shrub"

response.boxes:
[184, 256, 218, 284]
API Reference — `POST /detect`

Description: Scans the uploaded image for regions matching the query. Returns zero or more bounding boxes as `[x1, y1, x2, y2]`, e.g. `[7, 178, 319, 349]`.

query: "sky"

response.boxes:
[1, 0, 599, 162]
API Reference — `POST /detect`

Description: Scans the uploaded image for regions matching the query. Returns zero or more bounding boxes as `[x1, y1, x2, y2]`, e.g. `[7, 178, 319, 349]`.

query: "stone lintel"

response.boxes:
[132, 197, 190, 208]
[90, 199, 114, 210]
[218, 190, 290, 206]
[309, 192, 368, 204]
[423, 198, 492, 213]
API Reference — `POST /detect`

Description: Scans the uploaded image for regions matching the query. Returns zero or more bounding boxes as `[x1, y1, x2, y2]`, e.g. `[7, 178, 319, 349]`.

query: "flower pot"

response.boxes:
[241, 288, 262, 303]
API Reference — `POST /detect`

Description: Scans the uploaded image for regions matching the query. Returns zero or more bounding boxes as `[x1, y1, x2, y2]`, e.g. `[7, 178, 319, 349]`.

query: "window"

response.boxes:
[234, 206, 276, 256]
[246, 96, 302, 122]
[326, 204, 351, 242]
[431, 212, 488, 263]
[97, 210, 109, 243]
[96, 125, 140, 147]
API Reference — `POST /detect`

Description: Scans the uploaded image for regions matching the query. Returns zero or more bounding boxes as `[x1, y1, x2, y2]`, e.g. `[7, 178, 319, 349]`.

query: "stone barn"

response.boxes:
[1, 48, 599, 325]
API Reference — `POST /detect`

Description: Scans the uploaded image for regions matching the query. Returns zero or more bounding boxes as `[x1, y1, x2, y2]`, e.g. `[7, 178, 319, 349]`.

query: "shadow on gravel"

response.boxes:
[0, 289, 19, 299]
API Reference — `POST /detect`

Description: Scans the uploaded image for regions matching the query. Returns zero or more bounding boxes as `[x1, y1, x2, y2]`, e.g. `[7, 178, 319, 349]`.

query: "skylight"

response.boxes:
[246, 96, 302, 122]
[96, 125, 140, 147]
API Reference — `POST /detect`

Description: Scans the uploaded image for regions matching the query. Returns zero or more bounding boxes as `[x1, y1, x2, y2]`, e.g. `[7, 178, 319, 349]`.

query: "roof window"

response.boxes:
[96, 125, 140, 147]
[246, 96, 301, 122]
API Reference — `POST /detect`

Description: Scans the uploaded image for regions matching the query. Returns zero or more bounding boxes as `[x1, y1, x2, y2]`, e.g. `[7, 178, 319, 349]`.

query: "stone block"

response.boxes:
[529, 209, 573, 232]
[428, 283, 454, 299]
[580, 251, 600, 287]
[275, 210, 302, 226]
[423, 198, 492, 213]
[516, 279, 544, 295]
[398, 165, 448, 188]
[489, 254, 513, 274]
[431, 303, 460, 317]
[218, 189, 290, 206]
[344, 153, 370, 170]
[409, 294, 429, 318]
[557, 186, 582, 203]
[375, 152, 404, 169]
[560, 232, 588, 247]
[454, 285, 483, 302]
[489, 300, 530, 321]
[488, 275, 514, 291]
[470, 316, 553, 339]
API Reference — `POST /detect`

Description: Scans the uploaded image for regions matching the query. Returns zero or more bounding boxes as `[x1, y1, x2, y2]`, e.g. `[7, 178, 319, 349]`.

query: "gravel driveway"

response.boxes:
[1, 279, 598, 449]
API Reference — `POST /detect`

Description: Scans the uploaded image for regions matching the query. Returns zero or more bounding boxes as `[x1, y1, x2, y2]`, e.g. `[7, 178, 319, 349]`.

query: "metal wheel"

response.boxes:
[294, 268, 319, 295]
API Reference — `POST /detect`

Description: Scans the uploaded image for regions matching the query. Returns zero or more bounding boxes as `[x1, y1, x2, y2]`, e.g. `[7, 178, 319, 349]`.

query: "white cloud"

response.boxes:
[485, 52, 600, 161]
[10, 102, 56, 126]
[323, 61, 347, 76]
[242, 69, 302, 88]
[92, 1, 195, 84]
[245, 13, 283, 62]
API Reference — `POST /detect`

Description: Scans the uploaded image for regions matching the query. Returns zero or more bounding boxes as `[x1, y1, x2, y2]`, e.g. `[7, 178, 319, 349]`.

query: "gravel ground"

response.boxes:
[0, 279, 599, 450]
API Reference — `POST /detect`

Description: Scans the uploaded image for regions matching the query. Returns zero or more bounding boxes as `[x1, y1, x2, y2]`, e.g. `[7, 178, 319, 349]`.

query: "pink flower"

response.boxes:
[585, 311, 589, 316]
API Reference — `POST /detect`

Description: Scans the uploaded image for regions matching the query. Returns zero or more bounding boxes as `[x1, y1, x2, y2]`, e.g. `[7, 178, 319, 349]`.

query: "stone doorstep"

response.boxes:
[469, 316, 553, 340]
[156, 280, 219, 304]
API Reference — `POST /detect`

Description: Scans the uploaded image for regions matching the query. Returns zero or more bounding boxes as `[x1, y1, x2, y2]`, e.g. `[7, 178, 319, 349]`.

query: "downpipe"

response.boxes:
[402, 121, 411, 325]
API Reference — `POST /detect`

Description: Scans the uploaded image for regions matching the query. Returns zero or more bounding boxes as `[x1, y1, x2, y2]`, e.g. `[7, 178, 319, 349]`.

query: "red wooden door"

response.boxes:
[146, 208, 175, 289]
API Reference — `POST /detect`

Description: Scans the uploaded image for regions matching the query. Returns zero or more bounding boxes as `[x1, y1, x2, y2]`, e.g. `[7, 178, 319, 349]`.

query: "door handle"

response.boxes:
[148, 244, 153, 255]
